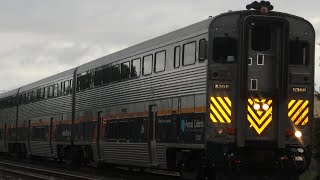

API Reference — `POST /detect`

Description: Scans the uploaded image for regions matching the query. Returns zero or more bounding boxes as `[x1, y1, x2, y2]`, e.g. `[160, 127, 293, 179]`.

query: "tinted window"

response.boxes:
[54, 84, 58, 97]
[251, 24, 271, 51]
[64, 80, 70, 94]
[289, 41, 309, 65]
[183, 42, 196, 66]
[86, 71, 93, 88]
[102, 66, 111, 84]
[111, 65, 120, 82]
[94, 69, 102, 86]
[48, 85, 53, 98]
[119, 120, 128, 140]
[121, 61, 130, 79]
[143, 55, 152, 75]
[212, 37, 237, 63]
[174, 46, 180, 68]
[131, 58, 140, 78]
[199, 39, 207, 61]
[155, 51, 166, 72]
[44, 87, 48, 99]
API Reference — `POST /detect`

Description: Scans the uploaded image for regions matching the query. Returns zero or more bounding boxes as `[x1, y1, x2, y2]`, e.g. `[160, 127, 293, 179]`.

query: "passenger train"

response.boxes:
[0, 1, 315, 179]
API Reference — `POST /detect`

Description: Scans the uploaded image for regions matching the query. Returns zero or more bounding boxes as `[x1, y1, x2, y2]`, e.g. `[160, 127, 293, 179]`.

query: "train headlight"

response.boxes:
[253, 103, 260, 110]
[262, 103, 269, 111]
[295, 131, 302, 138]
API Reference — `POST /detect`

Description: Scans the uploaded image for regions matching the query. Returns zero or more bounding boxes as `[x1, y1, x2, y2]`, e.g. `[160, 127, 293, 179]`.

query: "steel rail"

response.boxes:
[0, 161, 98, 180]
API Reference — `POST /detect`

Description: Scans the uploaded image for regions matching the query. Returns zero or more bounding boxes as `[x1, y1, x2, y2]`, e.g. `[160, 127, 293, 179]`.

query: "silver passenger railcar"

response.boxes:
[0, 1, 315, 179]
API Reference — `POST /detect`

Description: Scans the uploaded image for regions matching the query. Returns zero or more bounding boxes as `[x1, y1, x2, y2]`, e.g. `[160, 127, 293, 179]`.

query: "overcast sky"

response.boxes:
[0, 0, 319, 92]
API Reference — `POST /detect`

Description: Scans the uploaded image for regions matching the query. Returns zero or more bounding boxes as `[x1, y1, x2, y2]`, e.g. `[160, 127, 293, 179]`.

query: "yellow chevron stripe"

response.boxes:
[288, 100, 309, 126]
[258, 116, 272, 134]
[288, 100, 303, 117]
[210, 104, 225, 123]
[247, 98, 273, 134]
[291, 101, 308, 121]
[301, 117, 308, 125]
[294, 108, 309, 125]
[288, 100, 295, 109]
[211, 97, 231, 123]
[210, 113, 218, 123]
[224, 97, 231, 107]
[217, 97, 231, 116]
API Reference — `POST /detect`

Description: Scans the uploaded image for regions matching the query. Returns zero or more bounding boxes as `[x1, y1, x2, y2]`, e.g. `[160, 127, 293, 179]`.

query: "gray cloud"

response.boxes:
[0, 0, 319, 91]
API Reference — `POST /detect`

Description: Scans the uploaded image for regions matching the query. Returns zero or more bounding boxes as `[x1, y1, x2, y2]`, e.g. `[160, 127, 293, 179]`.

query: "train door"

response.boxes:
[148, 105, 158, 166]
[96, 111, 103, 160]
[4, 123, 7, 152]
[50, 117, 53, 154]
[27, 120, 30, 152]
[240, 16, 288, 146]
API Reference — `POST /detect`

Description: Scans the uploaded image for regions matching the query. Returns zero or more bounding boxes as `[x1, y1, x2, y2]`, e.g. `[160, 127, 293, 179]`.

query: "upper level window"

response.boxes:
[64, 80, 70, 94]
[86, 71, 93, 89]
[289, 41, 309, 65]
[251, 24, 271, 51]
[199, 39, 207, 62]
[102, 66, 111, 84]
[48, 85, 54, 98]
[143, 55, 152, 75]
[131, 58, 141, 78]
[183, 42, 196, 66]
[53, 84, 58, 97]
[111, 65, 120, 82]
[121, 61, 130, 79]
[212, 37, 237, 63]
[94, 68, 102, 86]
[155, 51, 166, 72]
[77, 73, 87, 91]
[174, 46, 180, 68]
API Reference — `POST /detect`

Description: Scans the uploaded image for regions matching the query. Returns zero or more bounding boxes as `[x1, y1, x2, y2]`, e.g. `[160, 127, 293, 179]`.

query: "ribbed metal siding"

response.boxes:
[18, 95, 72, 120]
[76, 63, 207, 111]
[156, 143, 167, 169]
[101, 142, 150, 166]
[30, 141, 52, 157]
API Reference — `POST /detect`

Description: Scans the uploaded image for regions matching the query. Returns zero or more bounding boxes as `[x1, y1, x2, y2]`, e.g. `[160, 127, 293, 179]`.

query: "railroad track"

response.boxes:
[0, 161, 98, 180]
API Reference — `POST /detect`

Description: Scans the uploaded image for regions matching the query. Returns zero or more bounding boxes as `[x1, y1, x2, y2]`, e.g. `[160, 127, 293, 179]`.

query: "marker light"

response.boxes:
[253, 103, 260, 110]
[295, 131, 302, 138]
[262, 103, 269, 110]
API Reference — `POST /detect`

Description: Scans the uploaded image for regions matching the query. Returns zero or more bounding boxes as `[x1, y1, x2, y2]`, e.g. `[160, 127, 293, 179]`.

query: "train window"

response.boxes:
[155, 51, 166, 72]
[251, 24, 271, 51]
[212, 37, 237, 63]
[121, 61, 130, 79]
[199, 39, 207, 62]
[31, 126, 48, 141]
[289, 41, 309, 65]
[37, 89, 41, 100]
[94, 68, 102, 86]
[54, 84, 58, 97]
[174, 46, 180, 68]
[106, 120, 118, 140]
[111, 65, 120, 82]
[48, 85, 53, 98]
[64, 80, 70, 94]
[60, 82, 65, 94]
[70, 80, 73, 92]
[102, 66, 111, 84]
[143, 54, 153, 75]
[131, 58, 141, 78]
[118, 120, 128, 140]
[86, 71, 93, 89]
[44, 87, 48, 99]
[78, 73, 87, 91]
[183, 42, 196, 66]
